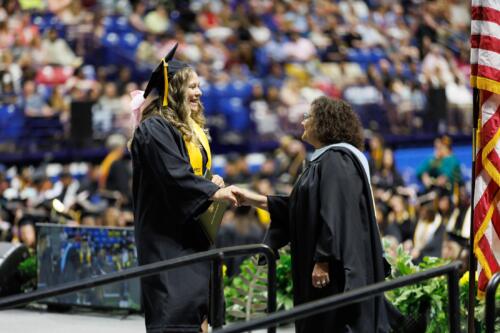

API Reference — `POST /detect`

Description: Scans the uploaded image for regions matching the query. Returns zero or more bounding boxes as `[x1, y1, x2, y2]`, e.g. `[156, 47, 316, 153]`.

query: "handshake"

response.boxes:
[209, 175, 267, 209]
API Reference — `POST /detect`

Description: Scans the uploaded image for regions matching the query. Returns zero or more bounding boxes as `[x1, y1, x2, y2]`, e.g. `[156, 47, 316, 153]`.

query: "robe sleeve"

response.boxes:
[313, 151, 371, 291]
[264, 195, 290, 254]
[138, 116, 220, 222]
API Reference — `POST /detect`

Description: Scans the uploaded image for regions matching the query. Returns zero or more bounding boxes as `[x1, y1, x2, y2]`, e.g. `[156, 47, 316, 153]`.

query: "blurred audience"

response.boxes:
[0, 0, 473, 269]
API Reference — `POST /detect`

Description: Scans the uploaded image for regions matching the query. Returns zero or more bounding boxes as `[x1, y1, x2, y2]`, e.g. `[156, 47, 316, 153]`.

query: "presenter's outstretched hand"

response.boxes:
[231, 187, 268, 210]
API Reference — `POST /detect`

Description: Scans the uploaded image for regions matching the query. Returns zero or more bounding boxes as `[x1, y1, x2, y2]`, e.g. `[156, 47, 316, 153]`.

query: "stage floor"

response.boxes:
[0, 308, 295, 333]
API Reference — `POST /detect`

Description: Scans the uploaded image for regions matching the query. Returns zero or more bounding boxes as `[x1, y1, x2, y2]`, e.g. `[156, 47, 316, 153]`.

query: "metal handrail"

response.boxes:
[214, 261, 462, 333]
[0, 244, 277, 333]
[485, 272, 500, 333]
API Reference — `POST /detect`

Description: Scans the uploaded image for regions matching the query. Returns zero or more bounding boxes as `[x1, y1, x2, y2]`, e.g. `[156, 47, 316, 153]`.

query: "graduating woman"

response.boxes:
[236, 96, 390, 333]
[130, 44, 238, 333]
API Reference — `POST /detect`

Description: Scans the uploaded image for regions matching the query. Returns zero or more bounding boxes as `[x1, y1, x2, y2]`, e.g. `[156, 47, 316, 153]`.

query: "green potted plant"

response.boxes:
[223, 247, 293, 322]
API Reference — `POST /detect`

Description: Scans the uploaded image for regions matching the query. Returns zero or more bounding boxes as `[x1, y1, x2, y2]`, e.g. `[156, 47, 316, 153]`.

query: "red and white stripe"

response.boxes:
[470, 0, 500, 84]
[474, 91, 500, 292]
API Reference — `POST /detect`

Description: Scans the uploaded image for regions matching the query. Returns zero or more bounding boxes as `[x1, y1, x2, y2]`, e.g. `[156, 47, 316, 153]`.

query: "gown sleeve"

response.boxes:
[138, 116, 220, 222]
[313, 151, 372, 291]
[264, 195, 290, 254]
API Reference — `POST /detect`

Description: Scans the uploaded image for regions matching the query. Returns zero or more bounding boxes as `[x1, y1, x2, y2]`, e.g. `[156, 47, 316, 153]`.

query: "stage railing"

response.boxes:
[213, 261, 462, 333]
[485, 271, 500, 333]
[0, 244, 277, 333]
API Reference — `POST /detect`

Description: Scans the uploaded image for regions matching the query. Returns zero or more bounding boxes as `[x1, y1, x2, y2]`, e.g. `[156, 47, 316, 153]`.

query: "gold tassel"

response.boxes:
[162, 59, 169, 107]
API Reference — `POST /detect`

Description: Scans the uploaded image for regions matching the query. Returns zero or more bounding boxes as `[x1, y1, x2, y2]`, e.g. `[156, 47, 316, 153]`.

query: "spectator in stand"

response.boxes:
[282, 32, 317, 62]
[41, 28, 82, 67]
[263, 34, 288, 63]
[0, 17, 15, 50]
[249, 15, 272, 46]
[22, 80, 54, 117]
[389, 79, 413, 134]
[1, 50, 23, 93]
[144, 5, 170, 35]
[417, 135, 462, 193]
[249, 83, 282, 141]
[376, 202, 401, 242]
[49, 84, 70, 122]
[116, 67, 133, 95]
[18, 220, 36, 249]
[47, 169, 80, 210]
[372, 148, 405, 195]
[92, 82, 121, 137]
[411, 198, 445, 262]
[223, 153, 251, 185]
[279, 78, 310, 134]
[0, 73, 18, 105]
[196, 3, 220, 32]
[275, 136, 306, 185]
[15, 12, 39, 47]
[446, 73, 473, 134]
[368, 133, 385, 175]
[20, 34, 45, 67]
[136, 33, 159, 67]
[343, 75, 383, 106]
[387, 194, 416, 245]
[58, 0, 89, 26]
[103, 134, 132, 208]
[128, 2, 148, 33]
[437, 190, 462, 234]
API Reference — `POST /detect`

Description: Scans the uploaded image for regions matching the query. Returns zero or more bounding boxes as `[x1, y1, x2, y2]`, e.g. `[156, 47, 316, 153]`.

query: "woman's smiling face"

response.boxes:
[186, 71, 202, 113]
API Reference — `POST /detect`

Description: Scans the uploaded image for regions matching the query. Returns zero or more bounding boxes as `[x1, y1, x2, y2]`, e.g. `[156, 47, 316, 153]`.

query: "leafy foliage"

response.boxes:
[17, 254, 37, 292]
[275, 248, 293, 311]
[224, 247, 294, 322]
[225, 242, 500, 331]
[224, 256, 268, 321]
[459, 271, 500, 332]
[384, 243, 500, 333]
[385, 246, 451, 333]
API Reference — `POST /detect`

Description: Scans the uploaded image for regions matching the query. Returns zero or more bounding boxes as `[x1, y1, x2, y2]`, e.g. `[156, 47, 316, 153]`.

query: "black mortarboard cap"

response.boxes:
[143, 43, 189, 107]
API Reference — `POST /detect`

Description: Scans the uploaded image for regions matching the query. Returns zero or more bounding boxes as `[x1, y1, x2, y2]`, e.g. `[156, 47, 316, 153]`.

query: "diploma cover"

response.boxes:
[199, 169, 228, 244]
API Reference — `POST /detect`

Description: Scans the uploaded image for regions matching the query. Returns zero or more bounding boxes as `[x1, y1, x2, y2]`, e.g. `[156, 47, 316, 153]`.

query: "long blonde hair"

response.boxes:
[141, 67, 206, 142]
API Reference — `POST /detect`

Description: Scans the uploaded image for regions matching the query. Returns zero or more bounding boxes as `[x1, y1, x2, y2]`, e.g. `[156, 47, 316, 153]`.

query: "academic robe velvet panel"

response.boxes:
[266, 148, 390, 333]
[131, 116, 220, 333]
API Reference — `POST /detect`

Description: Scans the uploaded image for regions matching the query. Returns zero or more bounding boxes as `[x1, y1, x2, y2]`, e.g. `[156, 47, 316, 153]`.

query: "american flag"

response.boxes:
[471, 0, 500, 294]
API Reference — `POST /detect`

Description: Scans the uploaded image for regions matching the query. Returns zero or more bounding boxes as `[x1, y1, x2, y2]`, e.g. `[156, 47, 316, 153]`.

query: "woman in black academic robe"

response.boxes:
[130, 45, 237, 333]
[236, 96, 390, 333]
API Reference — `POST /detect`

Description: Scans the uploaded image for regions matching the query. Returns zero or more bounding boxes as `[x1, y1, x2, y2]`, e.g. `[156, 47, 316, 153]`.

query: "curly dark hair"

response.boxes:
[310, 96, 364, 149]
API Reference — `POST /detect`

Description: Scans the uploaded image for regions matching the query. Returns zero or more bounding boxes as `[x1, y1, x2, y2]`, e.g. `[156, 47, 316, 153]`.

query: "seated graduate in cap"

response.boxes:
[129, 43, 238, 333]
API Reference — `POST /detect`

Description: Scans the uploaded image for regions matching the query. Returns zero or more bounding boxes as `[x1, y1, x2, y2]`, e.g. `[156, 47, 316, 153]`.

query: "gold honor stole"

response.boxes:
[184, 121, 212, 176]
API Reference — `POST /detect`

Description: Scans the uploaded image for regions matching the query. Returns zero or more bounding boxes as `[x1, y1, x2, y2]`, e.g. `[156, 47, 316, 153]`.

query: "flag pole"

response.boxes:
[468, 88, 480, 333]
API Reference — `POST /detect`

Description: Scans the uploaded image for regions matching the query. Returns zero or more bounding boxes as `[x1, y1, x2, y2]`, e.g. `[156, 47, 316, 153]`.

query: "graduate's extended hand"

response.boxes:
[211, 185, 239, 207]
[211, 174, 225, 187]
[312, 262, 330, 288]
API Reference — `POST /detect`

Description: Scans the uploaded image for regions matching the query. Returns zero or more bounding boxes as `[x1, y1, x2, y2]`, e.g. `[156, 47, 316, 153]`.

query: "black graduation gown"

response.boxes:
[266, 147, 390, 333]
[131, 115, 220, 333]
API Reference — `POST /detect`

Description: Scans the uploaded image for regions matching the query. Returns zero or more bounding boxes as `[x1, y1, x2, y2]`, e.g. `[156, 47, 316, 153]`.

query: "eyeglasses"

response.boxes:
[303, 112, 312, 120]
